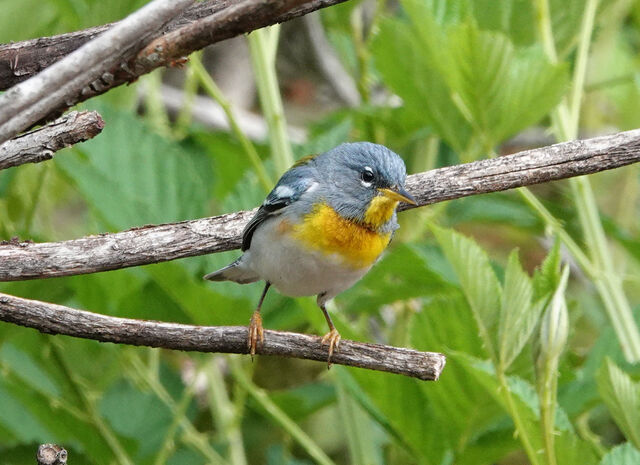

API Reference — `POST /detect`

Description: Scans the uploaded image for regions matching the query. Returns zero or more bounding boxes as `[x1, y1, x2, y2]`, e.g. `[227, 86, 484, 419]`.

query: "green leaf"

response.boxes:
[0, 343, 60, 398]
[533, 240, 562, 301]
[410, 295, 514, 462]
[432, 226, 502, 361]
[0, 382, 53, 443]
[498, 250, 542, 370]
[339, 243, 453, 312]
[599, 443, 640, 465]
[100, 379, 173, 460]
[373, 14, 472, 154]
[57, 104, 211, 231]
[597, 358, 640, 449]
[373, 2, 569, 158]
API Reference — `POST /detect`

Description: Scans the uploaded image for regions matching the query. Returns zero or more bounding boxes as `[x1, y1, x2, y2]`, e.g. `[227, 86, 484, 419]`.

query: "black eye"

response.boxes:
[361, 167, 375, 184]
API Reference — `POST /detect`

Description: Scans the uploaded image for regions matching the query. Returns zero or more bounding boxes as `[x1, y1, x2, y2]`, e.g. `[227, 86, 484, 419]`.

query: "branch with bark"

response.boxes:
[0, 292, 445, 380]
[0, 0, 346, 140]
[0, 0, 194, 144]
[0, 128, 638, 281]
[0, 111, 104, 170]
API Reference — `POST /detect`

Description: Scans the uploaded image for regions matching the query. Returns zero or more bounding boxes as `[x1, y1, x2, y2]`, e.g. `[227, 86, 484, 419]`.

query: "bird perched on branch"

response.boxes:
[204, 142, 416, 363]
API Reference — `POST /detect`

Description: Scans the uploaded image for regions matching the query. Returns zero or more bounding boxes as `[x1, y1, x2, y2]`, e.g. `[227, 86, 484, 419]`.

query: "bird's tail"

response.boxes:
[203, 258, 259, 284]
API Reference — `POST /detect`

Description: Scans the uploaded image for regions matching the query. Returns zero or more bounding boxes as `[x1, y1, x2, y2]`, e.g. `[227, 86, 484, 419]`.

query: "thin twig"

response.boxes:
[0, 111, 104, 170]
[0, 292, 446, 381]
[0, 129, 638, 281]
[0, 0, 194, 145]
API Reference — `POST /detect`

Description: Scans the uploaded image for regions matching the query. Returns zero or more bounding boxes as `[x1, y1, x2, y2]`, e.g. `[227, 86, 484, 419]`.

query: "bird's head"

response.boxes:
[318, 142, 416, 230]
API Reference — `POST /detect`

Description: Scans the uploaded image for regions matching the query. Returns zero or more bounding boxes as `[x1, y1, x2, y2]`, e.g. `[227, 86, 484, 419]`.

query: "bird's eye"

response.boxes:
[361, 167, 375, 185]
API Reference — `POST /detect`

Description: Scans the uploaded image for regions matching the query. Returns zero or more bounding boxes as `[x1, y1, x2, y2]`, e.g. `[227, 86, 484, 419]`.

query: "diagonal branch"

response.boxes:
[0, 0, 194, 144]
[0, 0, 347, 134]
[0, 129, 638, 281]
[0, 111, 104, 170]
[0, 292, 446, 381]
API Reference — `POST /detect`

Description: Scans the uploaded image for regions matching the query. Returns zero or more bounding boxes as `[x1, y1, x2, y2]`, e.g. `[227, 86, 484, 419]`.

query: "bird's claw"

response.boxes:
[321, 329, 341, 368]
[248, 311, 264, 358]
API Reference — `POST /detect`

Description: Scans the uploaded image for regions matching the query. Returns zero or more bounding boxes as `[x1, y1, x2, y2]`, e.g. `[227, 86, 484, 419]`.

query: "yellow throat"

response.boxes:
[291, 196, 397, 269]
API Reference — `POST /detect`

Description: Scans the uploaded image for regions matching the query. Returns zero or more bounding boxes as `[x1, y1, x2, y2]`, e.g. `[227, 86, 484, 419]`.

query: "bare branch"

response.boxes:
[0, 292, 446, 380]
[1, 129, 638, 281]
[0, 0, 194, 144]
[0, 111, 104, 170]
[0, 0, 347, 130]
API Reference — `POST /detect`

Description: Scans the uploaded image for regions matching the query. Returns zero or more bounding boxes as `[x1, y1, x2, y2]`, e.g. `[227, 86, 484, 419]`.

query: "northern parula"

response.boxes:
[204, 142, 416, 361]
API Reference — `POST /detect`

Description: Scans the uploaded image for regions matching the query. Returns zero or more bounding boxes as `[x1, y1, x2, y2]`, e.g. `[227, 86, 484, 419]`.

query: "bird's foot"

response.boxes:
[320, 328, 341, 368]
[248, 311, 264, 358]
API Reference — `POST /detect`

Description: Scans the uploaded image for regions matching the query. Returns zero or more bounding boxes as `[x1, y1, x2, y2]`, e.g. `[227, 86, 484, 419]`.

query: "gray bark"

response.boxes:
[0, 292, 446, 380]
[1, 129, 638, 281]
[0, 0, 194, 144]
[0, 111, 104, 170]
[0, 0, 348, 132]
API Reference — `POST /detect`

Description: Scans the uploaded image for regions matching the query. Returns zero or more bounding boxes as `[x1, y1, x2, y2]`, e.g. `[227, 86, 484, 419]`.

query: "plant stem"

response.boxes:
[248, 26, 294, 176]
[207, 356, 247, 465]
[49, 342, 134, 465]
[190, 53, 273, 192]
[174, 55, 200, 139]
[153, 369, 198, 465]
[516, 187, 594, 276]
[497, 370, 542, 465]
[143, 70, 172, 137]
[335, 373, 379, 465]
[230, 358, 336, 465]
[126, 353, 228, 465]
[534, 0, 640, 362]
[22, 164, 49, 235]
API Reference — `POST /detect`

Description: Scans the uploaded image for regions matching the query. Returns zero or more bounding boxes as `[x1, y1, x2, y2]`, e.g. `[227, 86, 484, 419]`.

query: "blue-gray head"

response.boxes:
[314, 142, 416, 229]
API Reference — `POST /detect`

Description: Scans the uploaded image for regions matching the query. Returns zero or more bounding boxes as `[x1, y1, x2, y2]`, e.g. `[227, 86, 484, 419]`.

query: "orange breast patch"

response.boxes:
[291, 204, 391, 269]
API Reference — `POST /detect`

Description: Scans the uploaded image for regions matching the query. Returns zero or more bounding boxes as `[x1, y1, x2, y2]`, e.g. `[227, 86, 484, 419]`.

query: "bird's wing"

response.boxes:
[242, 158, 317, 251]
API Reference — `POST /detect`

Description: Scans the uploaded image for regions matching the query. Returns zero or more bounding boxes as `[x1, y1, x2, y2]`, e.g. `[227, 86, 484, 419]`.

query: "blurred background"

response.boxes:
[1, 0, 639, 464]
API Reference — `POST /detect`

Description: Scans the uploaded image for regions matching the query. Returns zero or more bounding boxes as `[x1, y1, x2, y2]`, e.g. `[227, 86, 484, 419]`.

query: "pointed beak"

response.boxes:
[379, 186, 417, 205]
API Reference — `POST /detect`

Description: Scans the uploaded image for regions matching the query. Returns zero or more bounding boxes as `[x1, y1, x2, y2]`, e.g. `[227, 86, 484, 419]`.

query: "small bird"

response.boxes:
[204, 142, 416, 362]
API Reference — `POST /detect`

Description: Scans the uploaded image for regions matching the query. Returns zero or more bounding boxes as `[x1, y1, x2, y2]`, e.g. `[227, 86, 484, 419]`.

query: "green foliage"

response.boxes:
[1, 0, 640, 464]
[599, 443, 640, 465]
[597, 359, 640, 450]
[373, 0, 569, 158]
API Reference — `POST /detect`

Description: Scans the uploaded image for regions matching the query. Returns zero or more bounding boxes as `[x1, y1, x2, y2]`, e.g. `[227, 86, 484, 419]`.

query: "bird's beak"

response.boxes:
[379, 186, 417, 205]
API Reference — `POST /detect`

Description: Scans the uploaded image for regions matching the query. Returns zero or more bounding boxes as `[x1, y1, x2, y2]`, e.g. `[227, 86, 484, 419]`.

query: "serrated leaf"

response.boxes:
[432, 226, 502, 360]
[498, 250, 542, 370]
[599, 443, 640, 465]
[373, 16, 472, 154]
[57, 104, 211, 231]
[454, 351, 597, 464]
[533, 240, 562, 301]
[374, 1, 568, 158]
[597, 358, 640, 449]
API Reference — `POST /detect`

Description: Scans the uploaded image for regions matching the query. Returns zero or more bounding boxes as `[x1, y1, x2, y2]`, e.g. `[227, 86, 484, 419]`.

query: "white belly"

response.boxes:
[244, 218, 371, 300]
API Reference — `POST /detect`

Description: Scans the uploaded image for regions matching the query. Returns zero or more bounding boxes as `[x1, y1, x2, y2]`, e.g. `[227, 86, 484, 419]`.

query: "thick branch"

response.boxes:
[0, 0, 193, 144]
[0, 129, 638, 281]
[0, 111, 104, 170]
[0, 0, 347, 131]
[0, 292, 445, 380]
